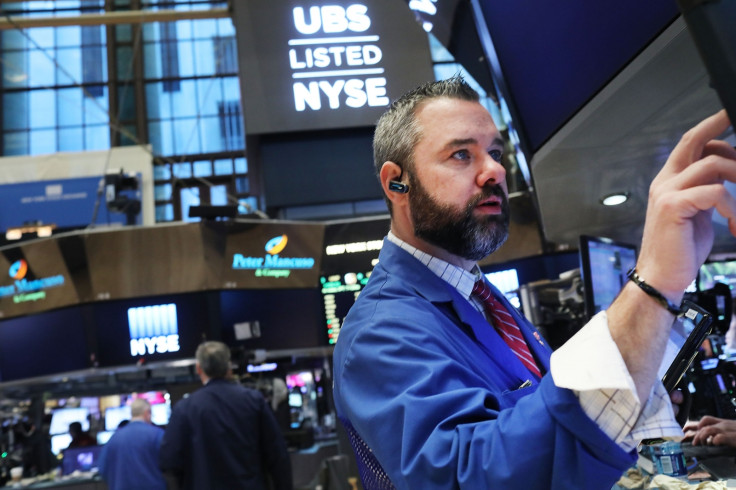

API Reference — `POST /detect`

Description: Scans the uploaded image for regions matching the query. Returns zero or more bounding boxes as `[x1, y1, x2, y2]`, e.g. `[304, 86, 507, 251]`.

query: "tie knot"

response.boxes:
[471, 279, 494, 303]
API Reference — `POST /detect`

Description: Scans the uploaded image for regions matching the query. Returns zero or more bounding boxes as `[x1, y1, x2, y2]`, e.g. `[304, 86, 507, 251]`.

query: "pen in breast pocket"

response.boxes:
[518, 380, 532, 389]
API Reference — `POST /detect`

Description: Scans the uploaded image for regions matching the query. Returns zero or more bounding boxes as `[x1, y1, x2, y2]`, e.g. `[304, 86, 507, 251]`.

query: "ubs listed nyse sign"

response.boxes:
[289, 4, 390, 111]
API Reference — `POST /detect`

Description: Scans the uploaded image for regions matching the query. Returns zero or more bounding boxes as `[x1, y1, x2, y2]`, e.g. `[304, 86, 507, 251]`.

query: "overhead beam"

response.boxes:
[0, 7, 230, 29]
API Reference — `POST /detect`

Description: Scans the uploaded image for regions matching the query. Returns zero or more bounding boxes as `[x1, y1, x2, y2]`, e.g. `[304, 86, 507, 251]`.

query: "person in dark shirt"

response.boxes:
[160, 341, 293, 490]
[66, 422, 95, 449]
[98, 398, 166, 490]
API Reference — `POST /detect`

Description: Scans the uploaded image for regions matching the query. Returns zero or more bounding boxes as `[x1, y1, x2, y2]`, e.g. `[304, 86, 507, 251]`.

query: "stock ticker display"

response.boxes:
[321, 270, 371, 345]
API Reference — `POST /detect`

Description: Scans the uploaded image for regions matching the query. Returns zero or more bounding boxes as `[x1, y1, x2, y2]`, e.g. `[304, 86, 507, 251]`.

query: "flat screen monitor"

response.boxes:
[485, 268, 521, 309]
[104, 405, 131, 431]
[699, 260, 736, 295]
[219, 289, 325, 350]
[288, 392, 303, 408]
[476, 0, 678, 152]
[50, 433, 72, 455]
[61, 445, 103, 475]
[49, 407, 90, 436]
[0, 307, 90, 382]
[96, 431, 114, 446]
[321, 271, 372, 345]
[579, 235, 638, 319]
[91, 293, 212, 367]
[151, 403, 171, 426]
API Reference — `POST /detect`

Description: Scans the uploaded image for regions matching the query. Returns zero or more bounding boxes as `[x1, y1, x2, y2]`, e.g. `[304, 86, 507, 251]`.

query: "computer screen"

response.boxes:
[104, 405, 131, 431]
[50, 433, 72, 455]
[485, 268, 521, 309]
[49, 407, 90, 436]
[61, 445, 103, 475]
[150, 403, 171, 426]
[699, 260, 736, 295]
[579, 235, 638, 319]
[96, 431, 114, 446]
[321, 271, 372, 345]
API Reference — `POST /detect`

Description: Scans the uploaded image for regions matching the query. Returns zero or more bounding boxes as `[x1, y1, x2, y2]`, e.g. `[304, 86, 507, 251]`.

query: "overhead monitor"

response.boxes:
[219, 289, 326, 350]
[91, 293, 211, 367]
[0, 306, 90, 381]
[476, 0, 679, 152]
[579, 235, 638, 319]
[232, 0, 434, 134]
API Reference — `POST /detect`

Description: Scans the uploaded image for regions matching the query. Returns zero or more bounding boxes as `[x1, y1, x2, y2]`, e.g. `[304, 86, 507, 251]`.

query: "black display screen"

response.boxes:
[0, 307, 90, 381]
[219, 289, 326, 350]
[90, 293, 213, 367]
[579, 235, 638, 319]
[478, 0, 679, 151]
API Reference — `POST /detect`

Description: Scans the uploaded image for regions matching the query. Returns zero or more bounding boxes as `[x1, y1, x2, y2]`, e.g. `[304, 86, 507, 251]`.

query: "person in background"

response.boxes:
[271, 377, 292, 434]
[159, 341, 293, 490]
[66, 421, 95, 449]
[98, 398, 165, 490]
[332, 76, 736, 488]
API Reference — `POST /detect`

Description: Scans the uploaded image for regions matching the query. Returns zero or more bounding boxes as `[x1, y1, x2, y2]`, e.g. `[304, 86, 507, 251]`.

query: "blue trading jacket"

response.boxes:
[333, 239, 636, 489]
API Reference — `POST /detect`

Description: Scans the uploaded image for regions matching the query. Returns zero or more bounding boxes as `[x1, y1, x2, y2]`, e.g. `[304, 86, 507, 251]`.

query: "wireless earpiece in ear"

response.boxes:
[388, 180, 409, 193]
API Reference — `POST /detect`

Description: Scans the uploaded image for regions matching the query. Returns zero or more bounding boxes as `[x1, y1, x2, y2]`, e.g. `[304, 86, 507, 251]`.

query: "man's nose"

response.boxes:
[477, 154, 506, 187]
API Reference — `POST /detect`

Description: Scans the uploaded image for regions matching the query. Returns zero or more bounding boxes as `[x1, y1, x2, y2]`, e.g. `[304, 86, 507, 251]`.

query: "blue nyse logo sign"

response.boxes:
[128, 304, 180, 357]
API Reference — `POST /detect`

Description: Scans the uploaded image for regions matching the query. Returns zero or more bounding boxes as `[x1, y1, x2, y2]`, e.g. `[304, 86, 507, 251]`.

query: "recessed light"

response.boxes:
[600, 192, 629, 206]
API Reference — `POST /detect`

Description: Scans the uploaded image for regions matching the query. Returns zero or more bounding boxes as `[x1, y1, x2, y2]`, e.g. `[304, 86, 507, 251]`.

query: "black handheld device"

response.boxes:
[662, 300, 714, 393]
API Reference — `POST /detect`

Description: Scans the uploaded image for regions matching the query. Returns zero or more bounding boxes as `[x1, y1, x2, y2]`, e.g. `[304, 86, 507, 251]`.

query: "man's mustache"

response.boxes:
[467, 184, 508, 209]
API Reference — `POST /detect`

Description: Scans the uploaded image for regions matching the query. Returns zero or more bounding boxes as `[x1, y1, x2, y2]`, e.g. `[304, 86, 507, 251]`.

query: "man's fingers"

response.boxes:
[666, 110, 732, 174]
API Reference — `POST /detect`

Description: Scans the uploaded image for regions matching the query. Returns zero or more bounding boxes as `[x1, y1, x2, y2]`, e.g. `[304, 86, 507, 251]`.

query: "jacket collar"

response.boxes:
[378, 239, 551, 377]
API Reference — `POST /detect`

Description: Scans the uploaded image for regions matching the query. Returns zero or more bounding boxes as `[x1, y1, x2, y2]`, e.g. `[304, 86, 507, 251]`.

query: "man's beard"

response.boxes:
[408, 173, 510, 261]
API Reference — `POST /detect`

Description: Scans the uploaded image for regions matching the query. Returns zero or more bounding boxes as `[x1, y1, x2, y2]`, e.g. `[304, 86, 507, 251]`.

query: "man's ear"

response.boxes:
[380, 161, 409, 200]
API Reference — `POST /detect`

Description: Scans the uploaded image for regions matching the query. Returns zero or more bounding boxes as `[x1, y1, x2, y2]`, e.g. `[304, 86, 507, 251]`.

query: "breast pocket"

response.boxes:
[497, 383, 537, 409]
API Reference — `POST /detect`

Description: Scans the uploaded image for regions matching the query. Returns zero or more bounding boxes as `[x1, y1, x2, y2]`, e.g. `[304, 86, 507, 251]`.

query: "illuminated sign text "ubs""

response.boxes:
[289, 4, 389, 111]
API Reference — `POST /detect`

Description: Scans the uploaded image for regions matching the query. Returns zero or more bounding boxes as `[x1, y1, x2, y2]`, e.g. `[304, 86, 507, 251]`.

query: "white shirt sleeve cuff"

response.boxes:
[550, 311, 638, 397]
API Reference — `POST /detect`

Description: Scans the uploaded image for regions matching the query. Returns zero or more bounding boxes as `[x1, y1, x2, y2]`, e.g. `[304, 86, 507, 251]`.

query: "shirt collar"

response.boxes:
[386, 231, 482, 299]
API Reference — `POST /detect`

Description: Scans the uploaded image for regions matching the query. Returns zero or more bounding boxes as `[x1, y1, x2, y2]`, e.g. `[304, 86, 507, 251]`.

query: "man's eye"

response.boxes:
[489, 150, 503, 162]
[452, 150, 470, 160]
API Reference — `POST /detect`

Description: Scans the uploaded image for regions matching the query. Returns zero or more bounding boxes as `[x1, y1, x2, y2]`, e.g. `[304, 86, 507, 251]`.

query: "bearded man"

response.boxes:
[332, 76, 736, 489]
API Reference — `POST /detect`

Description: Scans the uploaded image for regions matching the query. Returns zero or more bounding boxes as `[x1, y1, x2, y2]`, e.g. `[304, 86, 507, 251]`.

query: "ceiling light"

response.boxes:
[5, 229, 22, 241]
[5, 222, 57, 240]
[600, 192, 629, 206]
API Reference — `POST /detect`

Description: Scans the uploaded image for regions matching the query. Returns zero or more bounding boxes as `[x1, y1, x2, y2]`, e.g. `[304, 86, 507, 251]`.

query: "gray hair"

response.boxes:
[130, 398, 151, 418]
[195, 341, 231, 379]
[373, 76, 479, 211]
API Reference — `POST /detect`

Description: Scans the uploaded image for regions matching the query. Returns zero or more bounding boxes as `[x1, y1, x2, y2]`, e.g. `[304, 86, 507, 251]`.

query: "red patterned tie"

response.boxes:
[472, 280, 542, 378]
